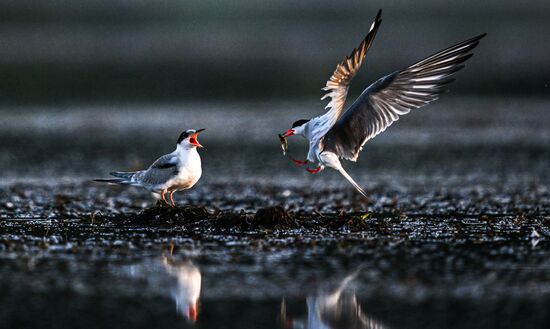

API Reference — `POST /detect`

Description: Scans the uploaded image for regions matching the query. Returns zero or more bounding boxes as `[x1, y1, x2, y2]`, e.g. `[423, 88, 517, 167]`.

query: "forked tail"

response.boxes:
[337, 167, 370, 201]
[320, 151, 370, 202]
[93, 171, 136, 185]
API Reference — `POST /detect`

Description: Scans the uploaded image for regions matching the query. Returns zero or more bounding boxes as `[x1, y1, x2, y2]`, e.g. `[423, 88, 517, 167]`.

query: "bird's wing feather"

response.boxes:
[319, 9, 382, 125]
[135, 154, 179, 187]
[150, 154, 178, 169]
[322, 33, 486, 161]
[140, 166, 179, 187]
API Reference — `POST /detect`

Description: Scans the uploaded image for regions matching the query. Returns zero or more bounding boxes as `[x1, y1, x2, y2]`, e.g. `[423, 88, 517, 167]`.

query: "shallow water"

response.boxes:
[1, 218, 549, 328]
[0, 98, 549, 328]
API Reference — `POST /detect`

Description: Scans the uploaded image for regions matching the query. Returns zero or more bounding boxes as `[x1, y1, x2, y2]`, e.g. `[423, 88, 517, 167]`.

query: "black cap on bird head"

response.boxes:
[177, 130, 191, 144]
[177, 129, 205, 147]
[281, 119, 310, 138]
[292, 119, 310, 128]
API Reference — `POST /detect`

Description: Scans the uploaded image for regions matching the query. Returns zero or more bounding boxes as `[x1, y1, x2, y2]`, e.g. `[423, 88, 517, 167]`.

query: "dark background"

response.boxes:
[1, 2, 549, 329]
[0, 0, 548, 104]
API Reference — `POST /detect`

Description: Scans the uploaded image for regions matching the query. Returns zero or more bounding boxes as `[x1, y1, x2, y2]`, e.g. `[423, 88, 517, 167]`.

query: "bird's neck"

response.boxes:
[175, 145, 200, 162]
[297, 121, 313, 140]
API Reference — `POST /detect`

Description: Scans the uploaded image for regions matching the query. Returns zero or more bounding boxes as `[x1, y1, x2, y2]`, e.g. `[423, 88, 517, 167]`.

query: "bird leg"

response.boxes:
[169, 191, 176, 207]
[306, 166, 321, 174]
[160, 190, 168, 205]
[291, 158, 308, 166]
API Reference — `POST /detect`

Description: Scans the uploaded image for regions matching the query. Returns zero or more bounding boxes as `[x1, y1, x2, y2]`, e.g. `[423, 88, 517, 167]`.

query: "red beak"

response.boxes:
[281, 129, 294, 138]
[189, 129, 205, 148]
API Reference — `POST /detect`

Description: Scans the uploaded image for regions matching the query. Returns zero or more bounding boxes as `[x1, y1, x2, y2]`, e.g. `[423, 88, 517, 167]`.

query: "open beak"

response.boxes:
[281, 129, 294, 138]
[189, 128, 205, 148]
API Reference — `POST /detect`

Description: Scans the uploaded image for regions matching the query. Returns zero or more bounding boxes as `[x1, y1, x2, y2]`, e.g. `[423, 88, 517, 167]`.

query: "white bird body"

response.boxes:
[95, 129, 205, 206]
[137, 144, 202, 194]
[303, 116, 334, 164]
[280, 9, 485, 201]
[166, 148, 202, 192]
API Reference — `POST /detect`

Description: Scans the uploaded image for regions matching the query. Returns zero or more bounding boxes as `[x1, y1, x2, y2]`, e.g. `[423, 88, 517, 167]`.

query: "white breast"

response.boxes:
[170, 147, 202, 190]
[307, 116, 334, 163]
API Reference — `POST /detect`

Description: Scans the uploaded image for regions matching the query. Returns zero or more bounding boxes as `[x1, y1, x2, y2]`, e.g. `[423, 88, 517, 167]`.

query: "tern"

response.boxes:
[280, 9, 485, 200]
[94, 129, 204, 207]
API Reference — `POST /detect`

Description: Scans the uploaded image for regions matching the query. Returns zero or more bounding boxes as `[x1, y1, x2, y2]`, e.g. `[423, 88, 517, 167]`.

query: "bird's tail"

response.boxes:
[320, 151, 370, 202]
[109, 171, 135, 179]
[93, 178, 128, 184]
[93, 171, 136, 185]
[336, 167, 370, 202]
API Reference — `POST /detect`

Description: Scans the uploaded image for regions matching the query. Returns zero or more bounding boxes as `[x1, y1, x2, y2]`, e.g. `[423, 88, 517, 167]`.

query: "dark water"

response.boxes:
[1, 215, 549, 329]
[0, 98, 549, 328]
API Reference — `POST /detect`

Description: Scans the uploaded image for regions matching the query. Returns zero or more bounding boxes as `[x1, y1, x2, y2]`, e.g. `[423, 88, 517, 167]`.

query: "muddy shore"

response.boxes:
[1, 100, 549, 328]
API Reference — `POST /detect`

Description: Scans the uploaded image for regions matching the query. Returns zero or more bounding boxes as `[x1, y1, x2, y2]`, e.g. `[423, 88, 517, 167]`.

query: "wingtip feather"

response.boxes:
[370, 9, 383, 31]
[477, 32, 487, 39]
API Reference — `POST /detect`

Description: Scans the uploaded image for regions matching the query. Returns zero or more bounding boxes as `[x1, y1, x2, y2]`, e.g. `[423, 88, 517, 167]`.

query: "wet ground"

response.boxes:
[1, 98, 549, 328]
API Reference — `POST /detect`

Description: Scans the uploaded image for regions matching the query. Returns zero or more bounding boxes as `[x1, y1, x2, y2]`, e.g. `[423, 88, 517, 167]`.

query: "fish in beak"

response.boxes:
[278, 129, 295, 155]
[189, 129, 205, 148]
[278, 133, 289, 155]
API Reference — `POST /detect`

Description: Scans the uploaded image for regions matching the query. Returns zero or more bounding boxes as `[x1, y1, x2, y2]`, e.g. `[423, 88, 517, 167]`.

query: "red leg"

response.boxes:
[291, 158, 308, 166]
[169, 191, 176, 207]
[306, 166, 321, 174]
[160, 190, 168, 204]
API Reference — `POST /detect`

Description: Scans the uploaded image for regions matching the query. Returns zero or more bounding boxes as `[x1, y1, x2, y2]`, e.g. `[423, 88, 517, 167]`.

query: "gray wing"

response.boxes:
[319, 9, 382, 123]
[135, 154, 179, 187]
[322, 33, 486, 161]
[150, 154, 178, 169]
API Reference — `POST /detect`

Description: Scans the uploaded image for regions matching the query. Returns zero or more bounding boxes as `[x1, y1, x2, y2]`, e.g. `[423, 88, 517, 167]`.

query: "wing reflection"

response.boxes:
[163, 258, 202, 323]
[281, 271, 387, 329]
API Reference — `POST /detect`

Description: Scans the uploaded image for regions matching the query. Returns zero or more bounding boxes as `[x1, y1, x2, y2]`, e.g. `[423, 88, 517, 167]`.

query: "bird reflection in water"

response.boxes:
[280, 270, 387, 329]
[163, 257, 201, 323]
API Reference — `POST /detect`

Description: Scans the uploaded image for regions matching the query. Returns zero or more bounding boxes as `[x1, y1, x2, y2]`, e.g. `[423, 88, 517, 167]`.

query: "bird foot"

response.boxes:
[156, 200, 170, 207]
[306, 166, 321, 174]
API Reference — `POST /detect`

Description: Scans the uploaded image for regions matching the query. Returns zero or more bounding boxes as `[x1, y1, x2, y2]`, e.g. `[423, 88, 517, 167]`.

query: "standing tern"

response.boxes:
[279, 9, 485, 201]
[94, 129, 204, 207]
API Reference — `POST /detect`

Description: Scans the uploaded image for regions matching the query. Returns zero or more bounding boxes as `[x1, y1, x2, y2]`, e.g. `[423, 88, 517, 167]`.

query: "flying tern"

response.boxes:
[94, 129, 204, 206]
[279, 9, 485, 200]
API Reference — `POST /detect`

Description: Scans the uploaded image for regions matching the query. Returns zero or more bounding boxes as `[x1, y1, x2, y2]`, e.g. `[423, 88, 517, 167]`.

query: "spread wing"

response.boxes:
[322, 33, 486, 161]
[320, 9, 382, 124]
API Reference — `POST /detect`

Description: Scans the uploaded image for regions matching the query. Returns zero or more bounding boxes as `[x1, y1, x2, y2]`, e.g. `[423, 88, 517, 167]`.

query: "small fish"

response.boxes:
[278, 134, 288, 155]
